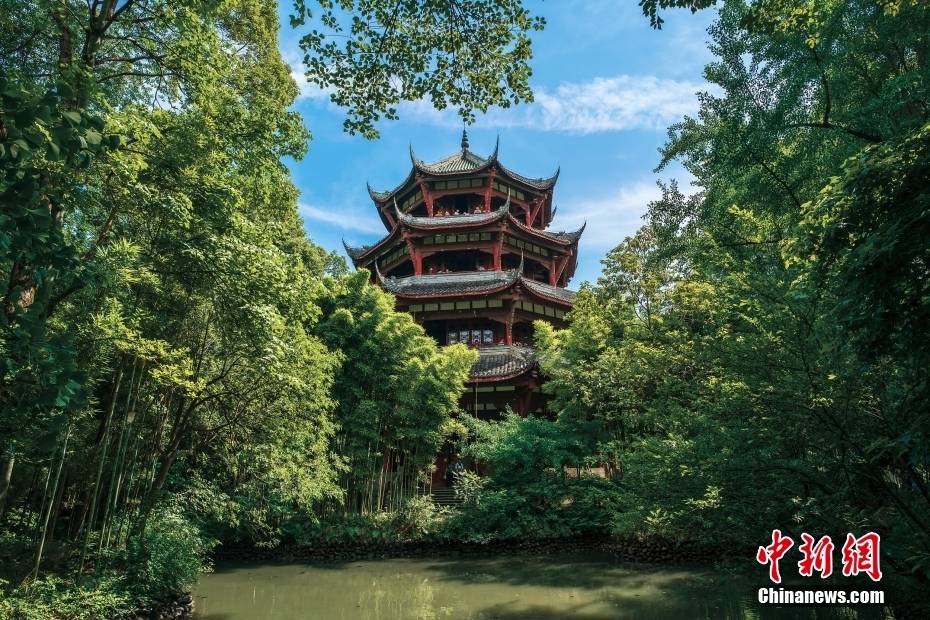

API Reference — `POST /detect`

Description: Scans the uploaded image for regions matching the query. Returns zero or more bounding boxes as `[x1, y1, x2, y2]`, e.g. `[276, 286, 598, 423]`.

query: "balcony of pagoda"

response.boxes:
[381, 181, 549, 228]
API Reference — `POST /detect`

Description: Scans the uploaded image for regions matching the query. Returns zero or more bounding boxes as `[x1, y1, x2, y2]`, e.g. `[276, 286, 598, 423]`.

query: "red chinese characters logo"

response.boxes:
[841, 532, 883, 582]
[757, 530, 881, 583]
[756, 529, 794, 584]
[798, 533, 834, 578]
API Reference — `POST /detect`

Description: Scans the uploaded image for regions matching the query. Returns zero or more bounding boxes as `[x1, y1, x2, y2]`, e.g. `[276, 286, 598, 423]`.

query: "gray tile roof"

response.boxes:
[510, 216, 586, 245]
[413, 147, 490, 175]
[367, 138, 558, 202]
[397, 204, 510, 228]
[375, 266, 575, 306]
[378, 268, 521, 297]
[367, 180, 401, 202]
[469, 345, 536, 379]
[522, 279, 576, 304]
[499, 163, 560, 190]
[342, 226, 401, 261]
[343, 238, 375, 260]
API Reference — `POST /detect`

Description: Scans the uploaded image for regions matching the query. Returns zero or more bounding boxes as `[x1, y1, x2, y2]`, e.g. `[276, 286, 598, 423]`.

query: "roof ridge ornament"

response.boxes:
[461, 127, 469, 150]
[490, 134, 499, 161]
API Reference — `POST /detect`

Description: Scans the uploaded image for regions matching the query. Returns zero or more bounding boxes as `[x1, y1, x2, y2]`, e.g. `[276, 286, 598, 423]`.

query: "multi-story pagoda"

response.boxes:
[345, 131, 583, 421]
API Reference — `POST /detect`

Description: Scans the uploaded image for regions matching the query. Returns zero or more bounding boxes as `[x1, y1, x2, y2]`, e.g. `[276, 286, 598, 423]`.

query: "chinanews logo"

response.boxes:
[754, 530, 885, 606]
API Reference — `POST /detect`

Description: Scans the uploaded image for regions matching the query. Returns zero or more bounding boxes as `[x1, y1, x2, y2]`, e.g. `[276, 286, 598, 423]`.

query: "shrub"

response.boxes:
[0, 574, 135, 620]
[126, 507, 214, 600]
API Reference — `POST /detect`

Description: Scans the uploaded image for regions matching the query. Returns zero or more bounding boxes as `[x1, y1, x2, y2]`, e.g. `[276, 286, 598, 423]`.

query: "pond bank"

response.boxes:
[215, 535, 743, 566]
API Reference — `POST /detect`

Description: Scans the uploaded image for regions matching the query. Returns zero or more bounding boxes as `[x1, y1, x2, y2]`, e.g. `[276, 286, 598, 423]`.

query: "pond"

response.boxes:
[193, 552, 884, 620]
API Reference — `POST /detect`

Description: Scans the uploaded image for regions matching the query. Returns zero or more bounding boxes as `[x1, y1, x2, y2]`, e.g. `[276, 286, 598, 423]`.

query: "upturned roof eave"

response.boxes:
[379, 275, 521, 300]
[376, 264, 523, 299]
[368, 139, 558, 205]
[395, 203, 510, 231]
[344, 226, 402, 265]
[507, 214, 585, 247]
[519, 277, 575, 307]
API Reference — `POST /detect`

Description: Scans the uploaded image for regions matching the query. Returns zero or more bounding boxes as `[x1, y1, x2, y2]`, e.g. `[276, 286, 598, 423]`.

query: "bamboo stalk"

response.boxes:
[31, 423, 71, 582]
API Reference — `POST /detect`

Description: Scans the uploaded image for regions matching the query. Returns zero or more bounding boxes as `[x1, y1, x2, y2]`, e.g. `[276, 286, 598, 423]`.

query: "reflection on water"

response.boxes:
[193, 552, 883, 620]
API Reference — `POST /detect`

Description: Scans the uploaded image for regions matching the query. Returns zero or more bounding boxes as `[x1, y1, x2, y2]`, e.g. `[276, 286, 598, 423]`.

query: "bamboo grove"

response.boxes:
[0, 0, 502, 607]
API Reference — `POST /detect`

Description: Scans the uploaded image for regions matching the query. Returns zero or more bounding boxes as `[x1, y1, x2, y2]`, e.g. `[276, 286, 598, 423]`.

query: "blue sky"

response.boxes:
[276, 1, 716, 285]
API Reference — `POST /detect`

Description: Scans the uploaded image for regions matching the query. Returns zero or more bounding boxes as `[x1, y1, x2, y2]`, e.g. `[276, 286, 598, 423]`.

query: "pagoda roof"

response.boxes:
[413, 140, 496, 175]
[342, 239, 375, 260]
[396, 203, 511, 229]
[342, 225, 401, 261]
[376, 267, 575, 306]
[522, 278, 576, 304]
[368, 136, 559, 203]
[498, 163, 560, 191]
[507, 214, 586, 246]
[469, 345, 536, 381]
[345, 203, 581, 263]
[377, 267, 522, 298]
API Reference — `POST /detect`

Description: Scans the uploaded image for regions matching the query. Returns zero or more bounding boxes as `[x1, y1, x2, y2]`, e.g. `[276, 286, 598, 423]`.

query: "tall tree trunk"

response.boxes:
[79, 366, 124, 572]
[0, 453, 14, 521]
[31, 424, 71, 581]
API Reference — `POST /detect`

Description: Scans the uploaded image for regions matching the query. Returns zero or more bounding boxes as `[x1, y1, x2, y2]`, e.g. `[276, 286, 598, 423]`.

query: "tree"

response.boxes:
[291, 0, 545, 137]
[536, 0, 930, 595]
[313, 270, 476, 513]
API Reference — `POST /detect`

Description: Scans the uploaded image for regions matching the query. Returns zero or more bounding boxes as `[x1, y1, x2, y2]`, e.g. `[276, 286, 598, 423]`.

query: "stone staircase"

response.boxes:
[429, 487, 464, 507]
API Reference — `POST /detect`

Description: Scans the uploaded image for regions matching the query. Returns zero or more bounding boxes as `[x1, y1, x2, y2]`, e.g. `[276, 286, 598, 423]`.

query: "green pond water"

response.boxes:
[193, 553, 884, 620]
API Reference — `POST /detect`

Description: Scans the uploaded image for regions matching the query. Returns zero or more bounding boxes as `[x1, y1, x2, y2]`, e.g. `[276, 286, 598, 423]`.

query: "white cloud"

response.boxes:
[555, 172, 700, 249]
[526, 76, 704, 133]
[556, 180, 661, 249]
[388, 74, 707, 134]
[299, 203, 385, 235]
[288, 68, 708, 134]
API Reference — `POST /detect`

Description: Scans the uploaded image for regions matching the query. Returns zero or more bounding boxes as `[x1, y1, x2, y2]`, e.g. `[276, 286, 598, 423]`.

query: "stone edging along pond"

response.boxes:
[127, 592, 194, 620]
[214, 535, 744, 565]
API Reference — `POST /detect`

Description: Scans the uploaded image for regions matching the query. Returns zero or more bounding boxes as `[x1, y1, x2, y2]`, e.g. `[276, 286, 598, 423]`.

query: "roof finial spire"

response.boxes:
[461, 126, 469, 150]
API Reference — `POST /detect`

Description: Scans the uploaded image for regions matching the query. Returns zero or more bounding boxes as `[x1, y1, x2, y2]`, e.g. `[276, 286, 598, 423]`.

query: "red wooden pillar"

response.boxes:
[554, 250, 571, 286]
[403, 230, 422, 275]
[493, 234, 503, 271]
[529, 198, 543, 228]
[549, 258, 557, 286]
[505, 304, 515, 345]
[515, 388, 533, 416]
[418, 177, 434, 217]
[411, 245, 423, 275]
[484, 170, 495, 211]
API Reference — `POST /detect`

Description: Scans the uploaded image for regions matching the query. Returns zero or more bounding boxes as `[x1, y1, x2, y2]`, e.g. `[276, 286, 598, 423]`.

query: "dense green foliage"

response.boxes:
[313, 271, 475, 514]
[291, 0, 544, 137]
[466, 0, 930, 603]
[0, 0, 513, 615]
